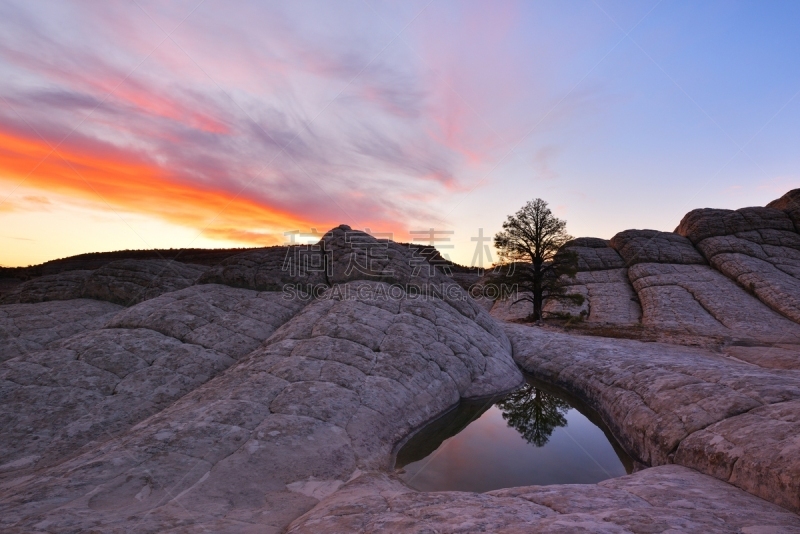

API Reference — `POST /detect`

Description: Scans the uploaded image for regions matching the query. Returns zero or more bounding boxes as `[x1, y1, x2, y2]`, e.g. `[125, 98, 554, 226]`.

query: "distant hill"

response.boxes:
[0, 247, 268, 282]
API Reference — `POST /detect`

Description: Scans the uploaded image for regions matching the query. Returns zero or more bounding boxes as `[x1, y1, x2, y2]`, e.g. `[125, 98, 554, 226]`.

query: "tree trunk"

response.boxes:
[532, 259, 543, 321]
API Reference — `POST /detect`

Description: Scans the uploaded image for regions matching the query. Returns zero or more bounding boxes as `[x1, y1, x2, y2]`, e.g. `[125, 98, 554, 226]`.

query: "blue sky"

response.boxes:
[1, 0, 798, 266]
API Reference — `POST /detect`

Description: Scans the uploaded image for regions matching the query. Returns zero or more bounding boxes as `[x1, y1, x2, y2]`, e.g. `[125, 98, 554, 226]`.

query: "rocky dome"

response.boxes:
[2, 195, 800, 532]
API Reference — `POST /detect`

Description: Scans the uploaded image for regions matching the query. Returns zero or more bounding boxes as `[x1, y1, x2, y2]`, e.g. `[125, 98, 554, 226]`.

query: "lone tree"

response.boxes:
[496, 383, 571, 447]
[492, 198, 581, 321]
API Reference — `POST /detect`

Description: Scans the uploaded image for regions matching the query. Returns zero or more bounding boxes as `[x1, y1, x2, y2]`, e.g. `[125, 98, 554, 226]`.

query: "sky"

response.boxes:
[1, 0, 799, 267]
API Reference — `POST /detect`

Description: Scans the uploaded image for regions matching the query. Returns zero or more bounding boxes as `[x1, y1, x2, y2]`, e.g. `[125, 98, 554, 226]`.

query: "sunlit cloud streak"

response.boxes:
[4, 0, 797, 267]
[1, 0, 509, 246]
[0, 0, 614, 257]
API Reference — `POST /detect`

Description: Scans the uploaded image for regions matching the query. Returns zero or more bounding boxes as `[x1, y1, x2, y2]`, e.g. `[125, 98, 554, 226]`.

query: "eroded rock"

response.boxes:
[628, 262, 800, 343]
[601, 227, 800, 342]
[543, 238, 641, 324]
[506, 322, 800, 511]
[677, 206, 800, 324]
[0, 259, 207, 307]
[0, 280, 521, 532]
[565, 237, 626, 271]
[0, 328, 234, 476]
[0, 299, 122, 362]
[106, 284, 306, 358]
[0, 285, 308, 477]
[82, 259, 207, 305]
[0, 270, 92, 304]
[768, 188, 800, 232]
[610, 229, 706, 266]
[287, 466, 800, 533]
[2, 214, 800, 532]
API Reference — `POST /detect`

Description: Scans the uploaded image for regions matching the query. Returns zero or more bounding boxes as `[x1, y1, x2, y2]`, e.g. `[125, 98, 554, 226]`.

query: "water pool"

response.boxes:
[395, 376, 634, 493]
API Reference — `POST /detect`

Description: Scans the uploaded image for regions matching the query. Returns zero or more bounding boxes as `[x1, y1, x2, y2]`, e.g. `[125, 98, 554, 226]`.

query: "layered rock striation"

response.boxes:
[610, 228, 800, 343]
[287, 465, 800, 533]
[2, 194, 800, 532]
[677, 202, 800, 325]
[542, 237, 642, 324]
[0, 226, 522, 532]
[0, 259, 207, 306]
[507, 324, 800, 512]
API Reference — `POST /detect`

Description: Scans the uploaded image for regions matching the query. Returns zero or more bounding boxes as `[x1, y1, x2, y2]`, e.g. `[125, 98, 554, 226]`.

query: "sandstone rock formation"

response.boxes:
[604, 227, 800, 343]
[0, 285, 309, 479]
[507, 323, 800, 512]
[2, 193, 800, 532]
[541, 237, 641, 324]
[0, 227, 522, 533]
[199, 245, 328, 291]
[0, 259, 207, 306]
[490, 288, 534, 322]
[287, 466, 800, 533]
[768, 188, 800, 231]
[0, 299, 121, 362]
[0, 246, 253, 283]
[677, 205, 800, 325]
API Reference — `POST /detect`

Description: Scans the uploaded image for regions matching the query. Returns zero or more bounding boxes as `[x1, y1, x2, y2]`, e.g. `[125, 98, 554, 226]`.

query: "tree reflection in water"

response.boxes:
[496, 383, 571, 447]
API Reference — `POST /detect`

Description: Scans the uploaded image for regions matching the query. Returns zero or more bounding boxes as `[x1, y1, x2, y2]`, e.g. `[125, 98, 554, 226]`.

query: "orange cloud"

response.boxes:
[0, 129, 333, 245]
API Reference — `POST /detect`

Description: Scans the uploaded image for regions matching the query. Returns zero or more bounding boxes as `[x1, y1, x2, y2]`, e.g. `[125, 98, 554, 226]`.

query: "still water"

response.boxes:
[396, 376, 633, 493]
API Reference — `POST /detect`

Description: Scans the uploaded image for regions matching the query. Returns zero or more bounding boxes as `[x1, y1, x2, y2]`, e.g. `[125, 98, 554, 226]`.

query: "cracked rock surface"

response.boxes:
[2, 212, 800, 532]
[0, 299, 122, 362]
[490, 289, 534, 321]
[0, 284, 307, 480]
[507, 323, 800, 512]
[0, 280, 521, 533]
[287, 466, 800, 533]
[768, 188, 800, 232]
[601, 228, 800, 342]
[0, 259, 207, 306]
[628, 262, 800, 342]
[199, 245, 328, 291]
[106, 284, 304, 358]
[543, 238, 641, 324]
[677, 205, 800, 324]
[610, 229, 707, 266]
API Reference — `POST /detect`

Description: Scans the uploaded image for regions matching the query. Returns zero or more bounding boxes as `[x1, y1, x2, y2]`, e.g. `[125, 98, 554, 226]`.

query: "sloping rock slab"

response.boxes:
[490, 290, 534, 321]
[286, 466, 800, 533]
[677, 207, 796, 243]
[0, 260, 207, 307]
[768, 188, 800, 232]
[576, 269, 641, 324]
[0, 281, 521, 533]
[106, 284, 307, 358]
[0, 299, 122, 362]
[0, 328, 234, 476]
[543, 239, 641, 324]
[564, 237, 626, 271]
[707, 252, 800, 325]
[610, 229, 706, 266]
[676, 398, 800, 512]
[544, 268, 641, 324]
[0, 285, 308, 476]
[199, 245, 328, 291]
[0, 270, 92, 304]
[604, 224, 800, 342]
[676, 206, 800, 324]
[723, 345, 800, 371]
[199, 226, 468, 305]
[505, 323, 800, 511]
[82, 259, 207, 305]
[628, 262, 800, 343]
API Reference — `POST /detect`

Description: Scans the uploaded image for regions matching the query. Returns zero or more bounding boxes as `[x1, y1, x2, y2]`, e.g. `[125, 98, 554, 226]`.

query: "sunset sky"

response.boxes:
[2, 1, 799, 267]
